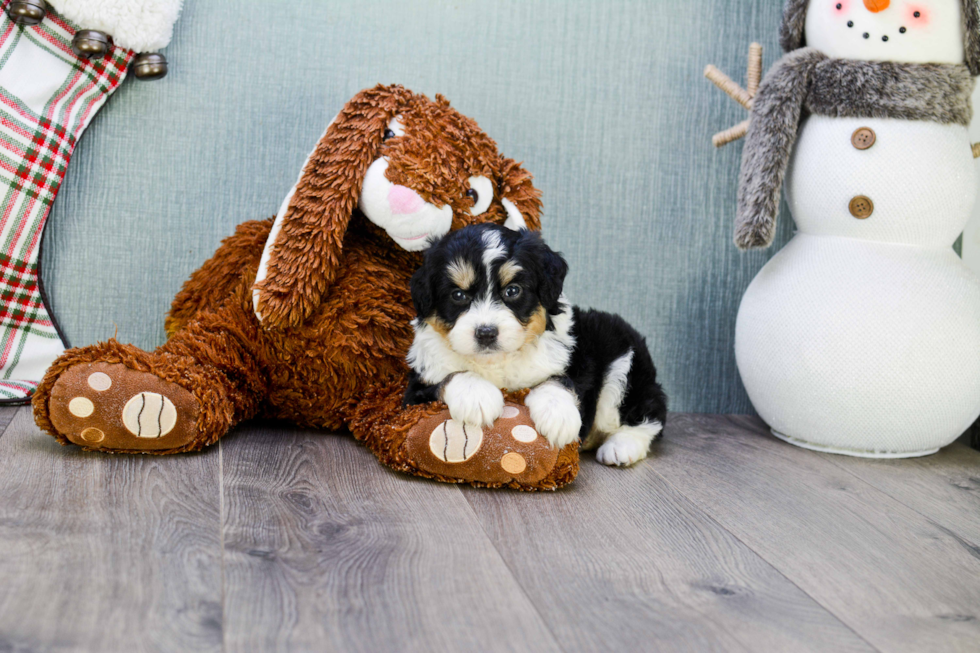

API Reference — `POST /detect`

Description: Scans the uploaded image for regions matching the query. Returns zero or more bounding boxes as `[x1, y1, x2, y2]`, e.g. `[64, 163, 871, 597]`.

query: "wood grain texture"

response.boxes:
[219, 422, 561, 653]
[0, 407, 222, 652]
[0, 404, 21, 439]
[821, 441, 980, 549]
[462, 451, 873, 652]
[655, 414, 980, 653]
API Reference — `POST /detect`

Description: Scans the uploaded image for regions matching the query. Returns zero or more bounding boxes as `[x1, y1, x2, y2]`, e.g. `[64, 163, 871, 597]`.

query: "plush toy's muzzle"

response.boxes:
[358, 157, 454, 252]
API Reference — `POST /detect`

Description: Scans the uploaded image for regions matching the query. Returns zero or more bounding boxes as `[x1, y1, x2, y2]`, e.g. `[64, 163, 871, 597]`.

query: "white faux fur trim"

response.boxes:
[47, 0, 183, 52]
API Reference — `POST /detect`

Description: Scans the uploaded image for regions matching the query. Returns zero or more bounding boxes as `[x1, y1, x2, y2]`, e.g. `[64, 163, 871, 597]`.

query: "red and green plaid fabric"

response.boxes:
[0, 2, 132, 401]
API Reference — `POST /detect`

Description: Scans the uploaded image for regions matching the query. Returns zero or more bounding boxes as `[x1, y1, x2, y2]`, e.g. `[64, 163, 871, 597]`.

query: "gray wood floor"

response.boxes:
[0, 406, 978, 652]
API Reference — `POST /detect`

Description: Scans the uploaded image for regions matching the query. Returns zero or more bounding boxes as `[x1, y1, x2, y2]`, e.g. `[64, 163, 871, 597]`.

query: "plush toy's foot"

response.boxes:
[45, 362, 201, 453]
[400, 402, 579, 490]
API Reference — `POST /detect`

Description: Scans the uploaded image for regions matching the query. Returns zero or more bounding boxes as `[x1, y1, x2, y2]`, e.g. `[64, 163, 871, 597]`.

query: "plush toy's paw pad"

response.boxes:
[596, 432, 650, 467]
[48, 363, 200, 452]
[405, 403, 570, 486]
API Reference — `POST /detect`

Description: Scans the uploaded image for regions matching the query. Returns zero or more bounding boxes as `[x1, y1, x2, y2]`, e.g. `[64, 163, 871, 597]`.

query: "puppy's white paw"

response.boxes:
[596, 431, 651, 467]
[526, 382, 582, 449]
[443, 373, 504, 427]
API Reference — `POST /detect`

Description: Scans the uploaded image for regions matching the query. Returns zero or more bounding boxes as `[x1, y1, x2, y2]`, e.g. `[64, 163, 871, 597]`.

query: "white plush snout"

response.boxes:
[358, 158, 453, 252]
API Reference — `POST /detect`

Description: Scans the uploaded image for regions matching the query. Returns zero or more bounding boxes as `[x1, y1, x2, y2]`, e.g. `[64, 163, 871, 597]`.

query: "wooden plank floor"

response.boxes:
[0, 405, 977, 652]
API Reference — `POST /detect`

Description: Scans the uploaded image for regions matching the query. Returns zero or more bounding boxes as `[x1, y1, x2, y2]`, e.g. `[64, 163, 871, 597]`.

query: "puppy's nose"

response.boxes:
[388, 185, 425, 215]
[475, 325, 499, 347]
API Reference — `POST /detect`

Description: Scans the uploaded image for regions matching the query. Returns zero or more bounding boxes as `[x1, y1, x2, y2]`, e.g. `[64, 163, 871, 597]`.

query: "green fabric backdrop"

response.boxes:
[41, 0, 793, 414]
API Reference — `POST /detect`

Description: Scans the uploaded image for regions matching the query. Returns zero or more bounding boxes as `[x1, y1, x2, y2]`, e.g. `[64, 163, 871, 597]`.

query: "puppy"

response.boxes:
[404, 224, 667, 466]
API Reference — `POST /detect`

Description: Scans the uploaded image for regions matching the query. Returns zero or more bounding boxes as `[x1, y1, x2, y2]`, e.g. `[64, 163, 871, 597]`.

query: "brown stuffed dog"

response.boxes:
[32, 85, 579, 491]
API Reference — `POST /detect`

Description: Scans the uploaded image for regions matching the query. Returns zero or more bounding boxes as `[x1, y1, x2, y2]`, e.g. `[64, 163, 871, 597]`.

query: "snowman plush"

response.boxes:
[716, 0, 980, 457]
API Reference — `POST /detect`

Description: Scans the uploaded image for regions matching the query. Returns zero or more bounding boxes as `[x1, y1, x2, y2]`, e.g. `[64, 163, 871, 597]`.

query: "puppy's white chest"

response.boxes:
[468, 352, 557, 392]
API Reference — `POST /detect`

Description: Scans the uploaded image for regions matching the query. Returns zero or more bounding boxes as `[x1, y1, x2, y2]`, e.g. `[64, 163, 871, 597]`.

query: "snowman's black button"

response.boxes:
[851, 127, 876, 150]
[849, 196, 874, 219]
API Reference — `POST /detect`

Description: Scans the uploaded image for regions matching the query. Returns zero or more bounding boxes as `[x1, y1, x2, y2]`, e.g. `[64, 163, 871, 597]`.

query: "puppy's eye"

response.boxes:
[503, 284, 522, 300]
[451, 289, 469, 305]
[466, 188, 479, 204]
[383, 129, 396, 141]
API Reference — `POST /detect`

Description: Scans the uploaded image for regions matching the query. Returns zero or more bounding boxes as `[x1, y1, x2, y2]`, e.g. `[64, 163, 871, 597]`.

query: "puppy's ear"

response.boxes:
[497, 157, 542, 232]
[252, 84, 414, 328]
[410, 260, 434, 319]
[518, 231, 567, 313]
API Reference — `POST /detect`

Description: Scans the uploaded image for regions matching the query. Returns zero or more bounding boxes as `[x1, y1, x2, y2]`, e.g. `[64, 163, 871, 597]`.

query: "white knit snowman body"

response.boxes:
[735, 0, 980, 456]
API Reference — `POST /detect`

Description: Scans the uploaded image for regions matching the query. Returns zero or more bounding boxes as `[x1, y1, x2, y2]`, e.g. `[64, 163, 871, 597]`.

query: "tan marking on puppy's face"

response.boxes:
[523, 306, 548, 345]
[447, 259, 477, 290]
[425, 316, 452, 339]
[498, 260, 523, 287]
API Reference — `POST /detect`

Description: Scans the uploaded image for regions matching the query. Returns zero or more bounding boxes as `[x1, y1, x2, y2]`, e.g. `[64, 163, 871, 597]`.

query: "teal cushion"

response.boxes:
[42, 0, 790, 414]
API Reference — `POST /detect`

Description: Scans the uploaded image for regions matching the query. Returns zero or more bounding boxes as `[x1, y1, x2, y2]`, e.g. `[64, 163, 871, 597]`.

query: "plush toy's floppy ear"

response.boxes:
[252, 84, 414, 328]
[497, 157, 542, 232]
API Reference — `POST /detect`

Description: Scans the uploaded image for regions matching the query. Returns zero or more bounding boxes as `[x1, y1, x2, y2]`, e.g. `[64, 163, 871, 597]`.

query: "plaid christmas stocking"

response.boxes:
[0, 0, 179, 402]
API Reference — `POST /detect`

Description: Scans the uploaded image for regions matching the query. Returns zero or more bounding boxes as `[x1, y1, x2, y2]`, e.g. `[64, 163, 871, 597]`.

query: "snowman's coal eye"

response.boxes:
[914, 11, 920, 18]
[836, 3, 842, 9]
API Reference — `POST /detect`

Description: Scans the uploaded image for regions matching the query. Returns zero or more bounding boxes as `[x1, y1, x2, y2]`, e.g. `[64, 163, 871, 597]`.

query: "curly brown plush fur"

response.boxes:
[33, 85, 578, 490]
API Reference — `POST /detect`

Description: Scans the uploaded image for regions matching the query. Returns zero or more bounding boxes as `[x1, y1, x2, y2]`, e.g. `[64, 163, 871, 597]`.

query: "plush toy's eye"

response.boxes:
[451, 289, 469, 305]
[503, 284, 522, 300]
[466, 176, 494, 216]
[385, 116, 405, 142]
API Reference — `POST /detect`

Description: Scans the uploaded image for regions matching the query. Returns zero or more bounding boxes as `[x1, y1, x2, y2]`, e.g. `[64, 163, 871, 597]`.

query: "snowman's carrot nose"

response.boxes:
[864, 0, 890, 11]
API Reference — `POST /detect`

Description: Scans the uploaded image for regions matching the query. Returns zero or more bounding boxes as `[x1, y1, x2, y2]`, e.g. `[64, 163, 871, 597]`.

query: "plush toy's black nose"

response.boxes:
[475, 325, 498, 347]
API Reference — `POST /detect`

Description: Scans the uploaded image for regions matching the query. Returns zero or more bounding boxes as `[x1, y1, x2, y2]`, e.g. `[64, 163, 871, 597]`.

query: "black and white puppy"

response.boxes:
[404, 224, 667, 466]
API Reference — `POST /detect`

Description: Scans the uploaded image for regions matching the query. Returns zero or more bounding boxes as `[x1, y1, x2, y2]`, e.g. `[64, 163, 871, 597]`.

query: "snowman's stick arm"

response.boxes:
[747, 43, 763, 96]
[972, 143, 980, 159]
[705, 43, 764, 147]
[713, 120, 750, 148]
[704, 66, 753, 111]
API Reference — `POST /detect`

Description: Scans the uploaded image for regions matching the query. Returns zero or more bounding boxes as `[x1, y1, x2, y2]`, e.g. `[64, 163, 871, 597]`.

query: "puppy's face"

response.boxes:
[411, 225, 568, 357]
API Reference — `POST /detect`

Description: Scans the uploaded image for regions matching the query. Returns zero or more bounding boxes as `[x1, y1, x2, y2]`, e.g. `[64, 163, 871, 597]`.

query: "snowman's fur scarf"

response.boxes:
[736, 49, 975, 249]
[778, 0, 980, 76]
